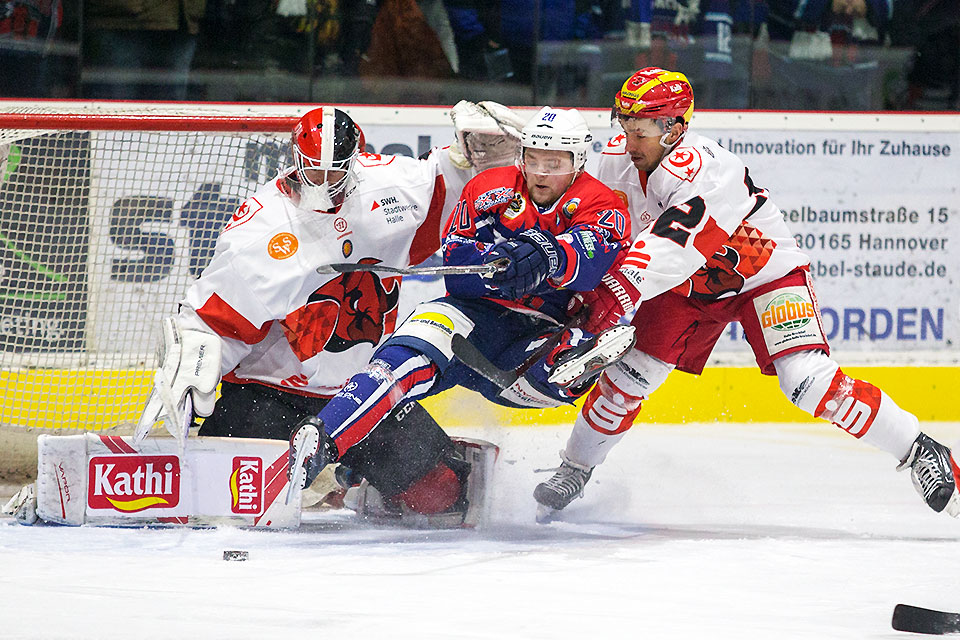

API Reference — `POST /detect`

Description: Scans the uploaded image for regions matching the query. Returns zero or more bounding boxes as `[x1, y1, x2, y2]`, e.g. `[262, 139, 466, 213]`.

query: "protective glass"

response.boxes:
[464, 131, 520, 171]
[519, 149, 576, 176]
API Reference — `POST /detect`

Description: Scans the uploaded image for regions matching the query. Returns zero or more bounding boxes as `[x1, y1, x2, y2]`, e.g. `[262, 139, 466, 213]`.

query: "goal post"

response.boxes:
[0, 104, 311, 480]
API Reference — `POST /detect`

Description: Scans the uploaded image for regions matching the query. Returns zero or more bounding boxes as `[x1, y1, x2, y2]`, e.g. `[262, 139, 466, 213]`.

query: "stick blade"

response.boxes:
[893, 604, 960, 635]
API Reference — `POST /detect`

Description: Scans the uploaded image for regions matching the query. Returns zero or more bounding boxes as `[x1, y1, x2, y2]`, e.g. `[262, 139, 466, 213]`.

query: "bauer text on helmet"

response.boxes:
[292, 107, 365, 211]
[520, 107, 592, 174]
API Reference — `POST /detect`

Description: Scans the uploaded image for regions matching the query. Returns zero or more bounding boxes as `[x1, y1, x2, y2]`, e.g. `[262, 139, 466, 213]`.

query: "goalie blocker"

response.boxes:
[9, 432, 496, 529]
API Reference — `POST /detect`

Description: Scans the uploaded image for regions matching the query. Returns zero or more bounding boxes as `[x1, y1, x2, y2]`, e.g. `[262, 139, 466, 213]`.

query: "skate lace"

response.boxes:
[913, 445, 952, 501]
[538, 464, 590, 499]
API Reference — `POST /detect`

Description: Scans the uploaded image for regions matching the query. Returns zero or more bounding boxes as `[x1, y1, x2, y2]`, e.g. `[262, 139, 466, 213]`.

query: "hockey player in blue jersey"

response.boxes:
[286, 107, 637, 523]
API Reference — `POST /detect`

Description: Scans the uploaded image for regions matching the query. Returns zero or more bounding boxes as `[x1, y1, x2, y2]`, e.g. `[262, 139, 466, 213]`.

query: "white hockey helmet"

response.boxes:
[520, 107, 592, 173]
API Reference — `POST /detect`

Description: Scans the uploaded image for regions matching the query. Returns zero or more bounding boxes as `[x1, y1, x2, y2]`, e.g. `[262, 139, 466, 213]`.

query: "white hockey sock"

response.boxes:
[564, 412, 629, 469]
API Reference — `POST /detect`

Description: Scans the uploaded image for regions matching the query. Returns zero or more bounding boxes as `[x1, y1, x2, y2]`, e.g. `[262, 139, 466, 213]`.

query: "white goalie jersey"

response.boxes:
[599, 131, 811, 302]
[179, 150, 462, 397]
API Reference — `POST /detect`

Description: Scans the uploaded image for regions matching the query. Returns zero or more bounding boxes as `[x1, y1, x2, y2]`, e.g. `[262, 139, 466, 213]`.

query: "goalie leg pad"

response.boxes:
[350, 437, 499, 528]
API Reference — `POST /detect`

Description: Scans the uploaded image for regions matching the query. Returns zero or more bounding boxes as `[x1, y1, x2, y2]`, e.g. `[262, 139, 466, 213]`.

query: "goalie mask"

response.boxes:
[292, 107, 365, 211]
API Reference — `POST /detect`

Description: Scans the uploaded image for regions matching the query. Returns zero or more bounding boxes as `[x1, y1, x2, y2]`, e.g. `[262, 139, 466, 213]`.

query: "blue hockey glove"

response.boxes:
[484, 229, 564, 299]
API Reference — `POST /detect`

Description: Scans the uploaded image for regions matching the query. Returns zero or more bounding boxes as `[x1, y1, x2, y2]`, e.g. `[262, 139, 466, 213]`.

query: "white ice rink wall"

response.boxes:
[1, 105, 958, 445]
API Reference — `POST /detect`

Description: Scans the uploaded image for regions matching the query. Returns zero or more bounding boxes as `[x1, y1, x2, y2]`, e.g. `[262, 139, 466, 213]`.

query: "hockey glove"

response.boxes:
[568, 268, 641, 334]
[134, 315, 222, 445]
[484, 229, 564, 299]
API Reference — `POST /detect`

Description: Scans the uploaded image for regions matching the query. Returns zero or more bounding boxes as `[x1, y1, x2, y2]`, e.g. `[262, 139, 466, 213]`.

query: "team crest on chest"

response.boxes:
[504, 192, 526, 220]
[561, 198, 580, 217]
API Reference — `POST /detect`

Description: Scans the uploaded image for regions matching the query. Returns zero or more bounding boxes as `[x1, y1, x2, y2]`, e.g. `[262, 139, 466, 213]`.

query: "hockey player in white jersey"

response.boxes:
[534, 67, 960, 519]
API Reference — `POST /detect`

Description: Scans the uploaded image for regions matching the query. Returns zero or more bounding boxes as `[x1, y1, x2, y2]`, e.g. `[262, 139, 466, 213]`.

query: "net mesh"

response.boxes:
[1, 109, 295, 434]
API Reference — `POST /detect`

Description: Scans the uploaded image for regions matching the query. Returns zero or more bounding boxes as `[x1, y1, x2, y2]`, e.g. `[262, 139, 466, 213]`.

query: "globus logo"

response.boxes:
[230, 457, 263, 514]
[88, 456, 180, 512]
[761, 293, 815, 331]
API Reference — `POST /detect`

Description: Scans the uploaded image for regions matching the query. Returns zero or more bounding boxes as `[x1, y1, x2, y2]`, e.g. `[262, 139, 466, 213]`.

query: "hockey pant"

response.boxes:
[317, 298, 599, 483]
[564, 348, 921, 469]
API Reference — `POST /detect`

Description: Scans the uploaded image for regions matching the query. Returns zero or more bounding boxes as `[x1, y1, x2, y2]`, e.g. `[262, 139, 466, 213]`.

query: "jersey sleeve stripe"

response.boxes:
[408, 175, 447, 266]
[196, 293, 272, 344]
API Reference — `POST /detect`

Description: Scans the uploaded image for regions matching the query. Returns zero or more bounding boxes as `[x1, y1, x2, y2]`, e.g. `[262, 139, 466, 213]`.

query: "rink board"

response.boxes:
[2, 365, 958, 433]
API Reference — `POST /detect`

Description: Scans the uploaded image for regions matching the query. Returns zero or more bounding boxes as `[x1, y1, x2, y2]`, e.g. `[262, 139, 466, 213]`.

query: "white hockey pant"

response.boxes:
[774, 350, 920, 460]
[564, 349, 674, 469]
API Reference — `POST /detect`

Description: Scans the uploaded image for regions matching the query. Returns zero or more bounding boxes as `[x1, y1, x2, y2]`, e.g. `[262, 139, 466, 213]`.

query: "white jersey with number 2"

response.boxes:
[599, 130, 810, 302]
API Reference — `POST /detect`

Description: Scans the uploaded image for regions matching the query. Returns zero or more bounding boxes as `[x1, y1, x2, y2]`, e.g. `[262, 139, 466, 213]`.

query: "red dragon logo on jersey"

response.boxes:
[674, 245, 746, 300]
[281, 258, 400, 359]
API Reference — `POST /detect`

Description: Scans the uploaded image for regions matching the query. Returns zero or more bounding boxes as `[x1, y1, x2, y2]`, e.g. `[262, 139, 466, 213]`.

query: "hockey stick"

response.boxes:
[451, 310, 587, 391]
[317, 257, 509, 277]
[893, 604, 960, 635]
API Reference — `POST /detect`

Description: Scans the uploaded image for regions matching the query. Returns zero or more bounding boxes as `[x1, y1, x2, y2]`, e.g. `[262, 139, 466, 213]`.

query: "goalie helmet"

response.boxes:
[520, 106, 592, 173]
[613, 67, 694, 133]
[291, 107, 365, 210]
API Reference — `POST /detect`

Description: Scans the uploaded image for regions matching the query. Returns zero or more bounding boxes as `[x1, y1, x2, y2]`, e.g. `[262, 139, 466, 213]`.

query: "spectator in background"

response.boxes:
[0, 0, 76, 97]
[443, 0, 506, 80]
[888, 0, 960, 110]
[359, 0, 456, 78]
[83, 0, 206, 100]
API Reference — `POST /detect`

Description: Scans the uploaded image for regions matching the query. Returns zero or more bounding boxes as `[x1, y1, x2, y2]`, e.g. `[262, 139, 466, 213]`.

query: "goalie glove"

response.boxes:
[449, 100, 527, 172]
[134, 315, 222, 446]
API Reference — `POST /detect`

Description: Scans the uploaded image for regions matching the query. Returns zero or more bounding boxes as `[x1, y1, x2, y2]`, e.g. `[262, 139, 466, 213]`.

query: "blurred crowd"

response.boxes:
[0, 0, 957, 109]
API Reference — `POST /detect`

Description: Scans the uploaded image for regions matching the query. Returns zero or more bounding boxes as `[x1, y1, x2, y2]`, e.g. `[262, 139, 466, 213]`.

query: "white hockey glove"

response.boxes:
[448, 100, 527, 172]
[134, 315, 222, 446]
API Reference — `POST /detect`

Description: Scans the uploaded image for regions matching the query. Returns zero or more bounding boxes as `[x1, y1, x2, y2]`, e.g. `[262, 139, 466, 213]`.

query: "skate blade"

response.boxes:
[547, 325, 636, 386]
[285, 425, 321, 505]
[536, 503, 559, 524]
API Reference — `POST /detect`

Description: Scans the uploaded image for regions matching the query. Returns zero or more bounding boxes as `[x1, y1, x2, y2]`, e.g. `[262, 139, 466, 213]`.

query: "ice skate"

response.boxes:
[534, 451, 594, 520]
[548, 324, 636, 389]
[286, 416, 338, 504]
[897, 433, 960, 517]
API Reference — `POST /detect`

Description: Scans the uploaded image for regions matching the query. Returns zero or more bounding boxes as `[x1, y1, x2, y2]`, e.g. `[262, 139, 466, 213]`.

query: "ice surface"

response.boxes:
[2, 422, 959, 639]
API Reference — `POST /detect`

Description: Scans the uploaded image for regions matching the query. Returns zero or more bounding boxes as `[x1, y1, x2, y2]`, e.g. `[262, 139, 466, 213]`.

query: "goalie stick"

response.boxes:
[317, 257, 509, 277]
[893, 604, 960, 635]
[451, 310, 587, 390]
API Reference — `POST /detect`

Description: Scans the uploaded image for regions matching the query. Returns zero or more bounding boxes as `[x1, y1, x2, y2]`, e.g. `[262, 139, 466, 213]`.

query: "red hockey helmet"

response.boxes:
[291, 107, 365, 208]
[613, 68, 695, 130]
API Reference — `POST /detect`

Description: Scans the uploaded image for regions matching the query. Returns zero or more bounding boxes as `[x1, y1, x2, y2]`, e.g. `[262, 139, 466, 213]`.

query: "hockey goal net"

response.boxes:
[0, 104, 306, 480]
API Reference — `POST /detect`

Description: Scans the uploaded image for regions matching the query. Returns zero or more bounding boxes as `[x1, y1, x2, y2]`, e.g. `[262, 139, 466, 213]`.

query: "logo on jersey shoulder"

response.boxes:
[230, 457, 262, 515]
[88, 456, 180, 512]
[561, 198, 580, 217]
[761, 292, 816, 331]
[281, 258, 400, 359]
[268, 232, 298, 260]
[663, 147, 702, 182]
[504, 192, 526, 220]
[225, 197, 262, 232]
